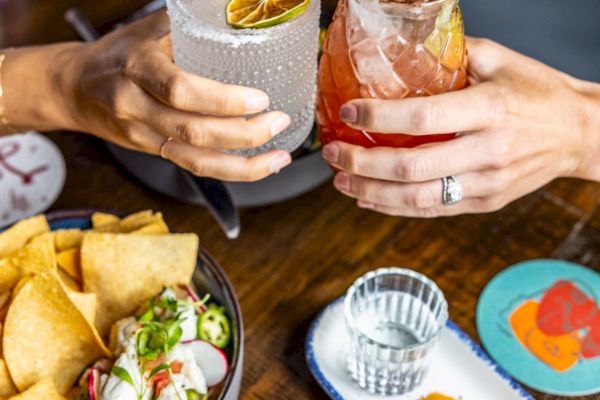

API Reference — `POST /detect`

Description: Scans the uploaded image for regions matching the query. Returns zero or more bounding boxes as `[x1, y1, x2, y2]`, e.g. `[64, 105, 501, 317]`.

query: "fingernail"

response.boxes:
[358, 200, 375, 209]
[270, 114, 291, 137]
[334, 173, 350, 192]
[269, 153, 292, 173]
[339, 104, 357, 124]
[245, 94, 270, 113]
[322, 144, 339, 163]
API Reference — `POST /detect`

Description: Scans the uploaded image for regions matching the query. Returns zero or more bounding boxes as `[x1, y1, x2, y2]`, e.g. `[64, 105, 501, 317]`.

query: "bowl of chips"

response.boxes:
[0, 209, 243, 400]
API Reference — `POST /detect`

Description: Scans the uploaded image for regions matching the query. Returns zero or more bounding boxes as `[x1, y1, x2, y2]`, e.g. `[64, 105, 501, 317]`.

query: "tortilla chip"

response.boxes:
[0, 236, 56, 295]
[117, 210, 155, 233]
[0, 216, 49, 259]
[56, 249, 81, 282]
[9, 235, 56, 276]
[91, 212, 120, 230]
[57, 270, 80, 292]
[0, 292, 10, 324]
[7, 379, 64, 400]
[65, 290, 97, 325]
[132, 219, 170, 234]
[81, 232, 198, 335]
[54, 229, 84, 252]
[0, 359, 16, 398]
[3, 272, 110, 394]
[0, 260, 19, 294]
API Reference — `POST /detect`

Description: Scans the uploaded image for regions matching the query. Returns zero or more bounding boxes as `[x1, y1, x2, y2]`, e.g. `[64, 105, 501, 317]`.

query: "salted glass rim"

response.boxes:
[344, 267, 449, 352]
[167, 0, 320, 39]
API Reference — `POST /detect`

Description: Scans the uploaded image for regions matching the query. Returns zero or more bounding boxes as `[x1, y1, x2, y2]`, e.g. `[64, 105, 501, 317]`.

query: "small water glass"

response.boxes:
[344, 267, 448, 395]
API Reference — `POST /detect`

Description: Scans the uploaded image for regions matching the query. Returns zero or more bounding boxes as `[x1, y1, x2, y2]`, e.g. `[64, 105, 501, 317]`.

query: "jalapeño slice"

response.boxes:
[197, 304, 231, 349]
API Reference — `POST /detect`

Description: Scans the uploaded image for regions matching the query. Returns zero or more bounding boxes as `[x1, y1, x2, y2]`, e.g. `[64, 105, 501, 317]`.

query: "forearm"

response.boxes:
[0, 43, 82, 136]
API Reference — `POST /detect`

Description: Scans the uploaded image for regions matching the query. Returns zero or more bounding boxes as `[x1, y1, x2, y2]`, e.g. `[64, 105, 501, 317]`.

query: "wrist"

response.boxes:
[570, 80, 600, 182]
[1, 42, 84, 133]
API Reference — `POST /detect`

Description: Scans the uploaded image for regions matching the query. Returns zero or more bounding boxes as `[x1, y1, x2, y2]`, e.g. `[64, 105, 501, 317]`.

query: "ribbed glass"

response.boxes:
[344, 267, 448, 395]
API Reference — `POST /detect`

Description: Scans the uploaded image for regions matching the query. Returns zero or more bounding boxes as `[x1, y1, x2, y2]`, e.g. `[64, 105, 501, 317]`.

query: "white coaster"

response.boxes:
[0, 132, 66, 228]
[306, 298, 533, 400]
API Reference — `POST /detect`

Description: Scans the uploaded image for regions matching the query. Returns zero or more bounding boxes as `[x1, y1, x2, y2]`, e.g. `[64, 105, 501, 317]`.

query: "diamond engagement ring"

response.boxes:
[442, 176, 463, 206]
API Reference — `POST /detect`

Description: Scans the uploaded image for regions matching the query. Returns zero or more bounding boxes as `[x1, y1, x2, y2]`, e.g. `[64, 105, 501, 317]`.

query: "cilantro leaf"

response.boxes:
[111, 366, 134, 387]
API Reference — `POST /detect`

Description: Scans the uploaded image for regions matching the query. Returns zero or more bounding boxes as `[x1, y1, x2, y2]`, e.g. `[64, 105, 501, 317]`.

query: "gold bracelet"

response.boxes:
[0, 51, 16, 134]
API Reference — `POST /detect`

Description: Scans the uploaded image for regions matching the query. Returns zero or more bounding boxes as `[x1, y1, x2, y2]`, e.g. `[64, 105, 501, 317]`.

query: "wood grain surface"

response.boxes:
[2, 2, 600, 399]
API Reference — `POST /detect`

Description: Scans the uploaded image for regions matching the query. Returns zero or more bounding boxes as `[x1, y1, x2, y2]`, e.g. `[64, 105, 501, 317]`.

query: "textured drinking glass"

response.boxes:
[344, 267, 448, 395]
[166, 0, 321, 156]
[318, 0, 467, 148]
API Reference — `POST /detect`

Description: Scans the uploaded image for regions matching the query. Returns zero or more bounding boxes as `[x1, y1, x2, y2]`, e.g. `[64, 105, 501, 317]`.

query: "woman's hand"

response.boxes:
[2, 11, 292, 182]
[322, 37, 600, 217]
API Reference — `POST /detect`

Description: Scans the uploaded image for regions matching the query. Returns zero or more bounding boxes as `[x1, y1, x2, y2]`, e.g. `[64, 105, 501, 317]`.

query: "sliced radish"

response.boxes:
[181, 285, 208, 312]
[183, 340, 229, 386]
[182, 284, 200, 302]
[88, 367, 101, 400]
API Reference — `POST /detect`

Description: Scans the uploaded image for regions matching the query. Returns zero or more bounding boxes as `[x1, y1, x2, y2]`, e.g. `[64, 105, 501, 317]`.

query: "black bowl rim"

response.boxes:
[45, 208, 244, 400]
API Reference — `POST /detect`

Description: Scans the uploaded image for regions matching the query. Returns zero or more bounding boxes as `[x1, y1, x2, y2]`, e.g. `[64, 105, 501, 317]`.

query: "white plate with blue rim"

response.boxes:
[306, 297, 533, 400]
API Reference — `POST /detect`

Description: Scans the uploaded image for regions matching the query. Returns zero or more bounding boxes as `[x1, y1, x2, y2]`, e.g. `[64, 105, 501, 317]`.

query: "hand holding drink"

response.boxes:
[319, 1, 600, 218]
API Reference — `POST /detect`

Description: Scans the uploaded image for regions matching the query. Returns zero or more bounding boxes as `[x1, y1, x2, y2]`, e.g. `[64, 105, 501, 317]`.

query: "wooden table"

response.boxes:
[2, 2, 600, 399]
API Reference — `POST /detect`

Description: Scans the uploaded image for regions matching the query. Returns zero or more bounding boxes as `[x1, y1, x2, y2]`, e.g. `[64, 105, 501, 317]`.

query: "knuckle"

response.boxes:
[479, 196, 505, 212]
[345, 149, 363, 174]
[358, 103, 377, 128]
[124, 129, 145, 146]
[161, 75, 188, 107]
[488, 170, 512, 194]
[242, 120, 268, 148]
[487, 87, 509, 126]
[176, 120, 205, 147]
[213, 94, 236, 115]
[408, 105, 433, 133]
[396, 154, 427, 181]
[488, 139, 512, 169]
[107, 96, 131, 119]
[417, 208, 440, 218]
[120, 55, 137, 78]
[240, 161, 264, 182]
[408, 189, 436, 209]
[355, 181, 374, 200]
[188, 159, 207, 177]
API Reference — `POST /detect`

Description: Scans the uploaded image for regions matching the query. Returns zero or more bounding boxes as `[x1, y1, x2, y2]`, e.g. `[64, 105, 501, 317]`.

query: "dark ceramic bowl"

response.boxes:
[47, 209, 244, 400]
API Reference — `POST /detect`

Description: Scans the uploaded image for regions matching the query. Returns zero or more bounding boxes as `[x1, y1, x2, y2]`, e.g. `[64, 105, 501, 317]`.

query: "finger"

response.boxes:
[133, 97, 290, 150]
[355, 198, 490, 218]
[351, 153, 556, 216]
[126, 49, 271, 116]
[161, 139, 292, 182]
[335, 151, 553, 208]
[339, 82, 501, 134]
[333, 169, 497, 209]
[323, 134, 516, 182]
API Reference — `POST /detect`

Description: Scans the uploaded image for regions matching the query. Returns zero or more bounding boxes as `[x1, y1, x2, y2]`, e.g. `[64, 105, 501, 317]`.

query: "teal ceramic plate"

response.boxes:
[477, 259, 600, 397]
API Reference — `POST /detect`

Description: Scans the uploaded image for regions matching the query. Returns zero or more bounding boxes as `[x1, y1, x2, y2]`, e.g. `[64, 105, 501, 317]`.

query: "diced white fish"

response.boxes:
[101, 351, 153, 400]
[178, 303, 199, 342]
[161, 344, 208, 397]
[161, 287, 199, 342]
[112, 317, 139, 354]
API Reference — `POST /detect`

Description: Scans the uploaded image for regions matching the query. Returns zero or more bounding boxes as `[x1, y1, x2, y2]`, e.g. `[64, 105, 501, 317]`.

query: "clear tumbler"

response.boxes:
[344, 267, 448, 395]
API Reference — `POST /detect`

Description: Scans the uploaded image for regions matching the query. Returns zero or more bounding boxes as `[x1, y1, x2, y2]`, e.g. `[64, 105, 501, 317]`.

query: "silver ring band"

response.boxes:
[442, 176, 463, 206]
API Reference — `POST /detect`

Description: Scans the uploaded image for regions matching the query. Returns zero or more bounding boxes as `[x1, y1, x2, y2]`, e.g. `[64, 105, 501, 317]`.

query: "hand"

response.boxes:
[322, 37, 600, 217]
[2, 11, 292, 182]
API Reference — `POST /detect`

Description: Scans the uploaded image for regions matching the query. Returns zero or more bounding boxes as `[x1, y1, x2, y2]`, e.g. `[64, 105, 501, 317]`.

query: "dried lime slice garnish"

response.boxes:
[226, 0, 310, 29]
